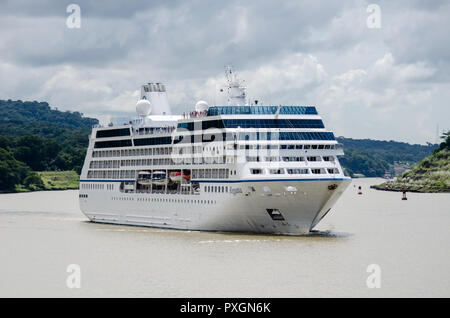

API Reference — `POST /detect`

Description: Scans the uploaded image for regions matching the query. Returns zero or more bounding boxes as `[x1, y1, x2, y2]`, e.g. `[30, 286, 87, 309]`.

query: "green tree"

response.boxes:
[0, 135, 14, 149]
[23, 172, 45, 190]
[0, 148, 30, 191]
[435, 130, 450, 153]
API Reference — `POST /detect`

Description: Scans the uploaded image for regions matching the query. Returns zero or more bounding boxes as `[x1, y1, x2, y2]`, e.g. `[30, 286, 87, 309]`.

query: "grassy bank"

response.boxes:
[39, 171, 79, 190]
[371, 149, 450, 193]
[14, 171, 79, 192]
[371, 181, 450, 193]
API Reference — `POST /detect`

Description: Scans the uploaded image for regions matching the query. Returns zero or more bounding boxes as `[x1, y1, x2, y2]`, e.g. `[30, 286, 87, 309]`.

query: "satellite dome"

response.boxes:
[195, 100, 209, 112]
[136, 99, 151, 116]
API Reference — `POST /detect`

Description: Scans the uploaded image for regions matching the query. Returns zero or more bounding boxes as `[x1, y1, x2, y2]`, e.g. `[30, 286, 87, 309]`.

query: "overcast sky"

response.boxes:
[1, 0, 449, 144]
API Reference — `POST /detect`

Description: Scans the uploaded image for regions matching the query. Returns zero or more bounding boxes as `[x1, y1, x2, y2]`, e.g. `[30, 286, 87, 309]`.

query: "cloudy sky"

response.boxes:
[1, 0, 449, 144]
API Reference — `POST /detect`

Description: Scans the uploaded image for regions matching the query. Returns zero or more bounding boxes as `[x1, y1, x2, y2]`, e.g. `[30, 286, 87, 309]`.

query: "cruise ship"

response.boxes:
[79, 67, 351, 235]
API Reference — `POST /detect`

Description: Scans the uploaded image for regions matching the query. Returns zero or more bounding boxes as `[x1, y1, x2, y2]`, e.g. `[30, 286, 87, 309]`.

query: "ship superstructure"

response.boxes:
[79, 67, 350, 234]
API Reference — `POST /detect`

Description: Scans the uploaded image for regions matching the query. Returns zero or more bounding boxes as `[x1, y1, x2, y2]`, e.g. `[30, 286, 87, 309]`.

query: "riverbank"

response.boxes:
[371, 148, 450, 193]
[370, 182, 450, 193]
[13, 171, 79, 192]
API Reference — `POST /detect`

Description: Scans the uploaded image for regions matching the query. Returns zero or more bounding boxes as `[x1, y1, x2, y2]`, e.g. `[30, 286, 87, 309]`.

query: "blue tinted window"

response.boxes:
[94, 139, 132, 148]
[237, 131, 334, 141]
[207, 106, 317, 116]
[134, 137, 172, 146]
[96, 128, 130, 138]
[177, 120, 225, 131]
[222, 119, 324, 129]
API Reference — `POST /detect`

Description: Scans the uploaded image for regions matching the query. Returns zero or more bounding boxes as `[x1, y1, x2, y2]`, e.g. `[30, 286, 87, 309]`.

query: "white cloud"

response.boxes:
[317, 52, 446, 142]
[0, 0, 449, 144]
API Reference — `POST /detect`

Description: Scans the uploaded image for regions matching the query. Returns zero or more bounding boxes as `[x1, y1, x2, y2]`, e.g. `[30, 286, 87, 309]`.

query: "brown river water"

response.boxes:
[0, 178, 449, 297]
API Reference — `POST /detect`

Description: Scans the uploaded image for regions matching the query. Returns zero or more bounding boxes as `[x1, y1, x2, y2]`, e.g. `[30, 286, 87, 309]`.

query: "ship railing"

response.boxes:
[133, 126, 176, 136]
[135, 187, 196, 195]
[182, 110, 209, 119]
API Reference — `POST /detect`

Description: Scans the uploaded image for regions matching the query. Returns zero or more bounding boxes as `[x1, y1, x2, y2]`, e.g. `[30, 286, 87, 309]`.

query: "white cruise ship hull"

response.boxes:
[80, 178, 350, 235]
[80, 72, 352, 235]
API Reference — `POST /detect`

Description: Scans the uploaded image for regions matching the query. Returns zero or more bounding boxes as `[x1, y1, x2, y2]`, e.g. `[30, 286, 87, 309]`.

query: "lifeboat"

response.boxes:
[152, 171, 167, 185]
[137, 171, 152, 185]
[169, 171, 182, 183]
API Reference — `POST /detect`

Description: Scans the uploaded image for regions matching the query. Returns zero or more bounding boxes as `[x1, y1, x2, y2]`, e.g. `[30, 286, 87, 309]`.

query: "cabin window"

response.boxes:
[287, 169, 309, 174]
[251, 168, 262, 175]
[96, 128, 130, 138]
[94, 139, 132, 149]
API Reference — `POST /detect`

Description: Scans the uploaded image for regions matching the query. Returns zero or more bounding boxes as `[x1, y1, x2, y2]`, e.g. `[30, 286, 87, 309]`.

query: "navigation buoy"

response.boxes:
[358, 186, 362, 195]
[402, 191, 408, 200]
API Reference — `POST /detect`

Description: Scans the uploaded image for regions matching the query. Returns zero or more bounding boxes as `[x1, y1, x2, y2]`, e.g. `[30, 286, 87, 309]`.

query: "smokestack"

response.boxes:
[140, 82, 172, 115]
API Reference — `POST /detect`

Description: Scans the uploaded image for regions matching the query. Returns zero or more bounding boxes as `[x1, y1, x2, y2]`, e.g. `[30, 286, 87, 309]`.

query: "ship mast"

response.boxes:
[225, 65, 248, 106]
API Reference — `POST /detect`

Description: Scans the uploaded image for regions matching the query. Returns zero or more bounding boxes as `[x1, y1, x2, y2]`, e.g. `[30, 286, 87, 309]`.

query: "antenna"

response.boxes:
[436, 124, 440, 145]
[224, 65, 248, 106]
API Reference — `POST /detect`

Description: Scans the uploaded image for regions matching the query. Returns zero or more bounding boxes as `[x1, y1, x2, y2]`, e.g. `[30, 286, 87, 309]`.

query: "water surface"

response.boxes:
[0, 178, 449, 297]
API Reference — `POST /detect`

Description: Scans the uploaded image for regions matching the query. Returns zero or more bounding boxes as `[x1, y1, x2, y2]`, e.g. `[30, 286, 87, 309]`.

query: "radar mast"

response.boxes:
[225, 65, 248, 106]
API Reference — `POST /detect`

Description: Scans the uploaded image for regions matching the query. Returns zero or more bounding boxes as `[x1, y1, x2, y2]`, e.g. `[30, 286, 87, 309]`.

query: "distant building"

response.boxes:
[394, 164, 410, 176]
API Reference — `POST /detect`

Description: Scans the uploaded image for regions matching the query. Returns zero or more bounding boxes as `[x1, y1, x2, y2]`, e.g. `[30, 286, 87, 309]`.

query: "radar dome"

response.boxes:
[136, 99, 151, 116]
[195, 100, 209, 112]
